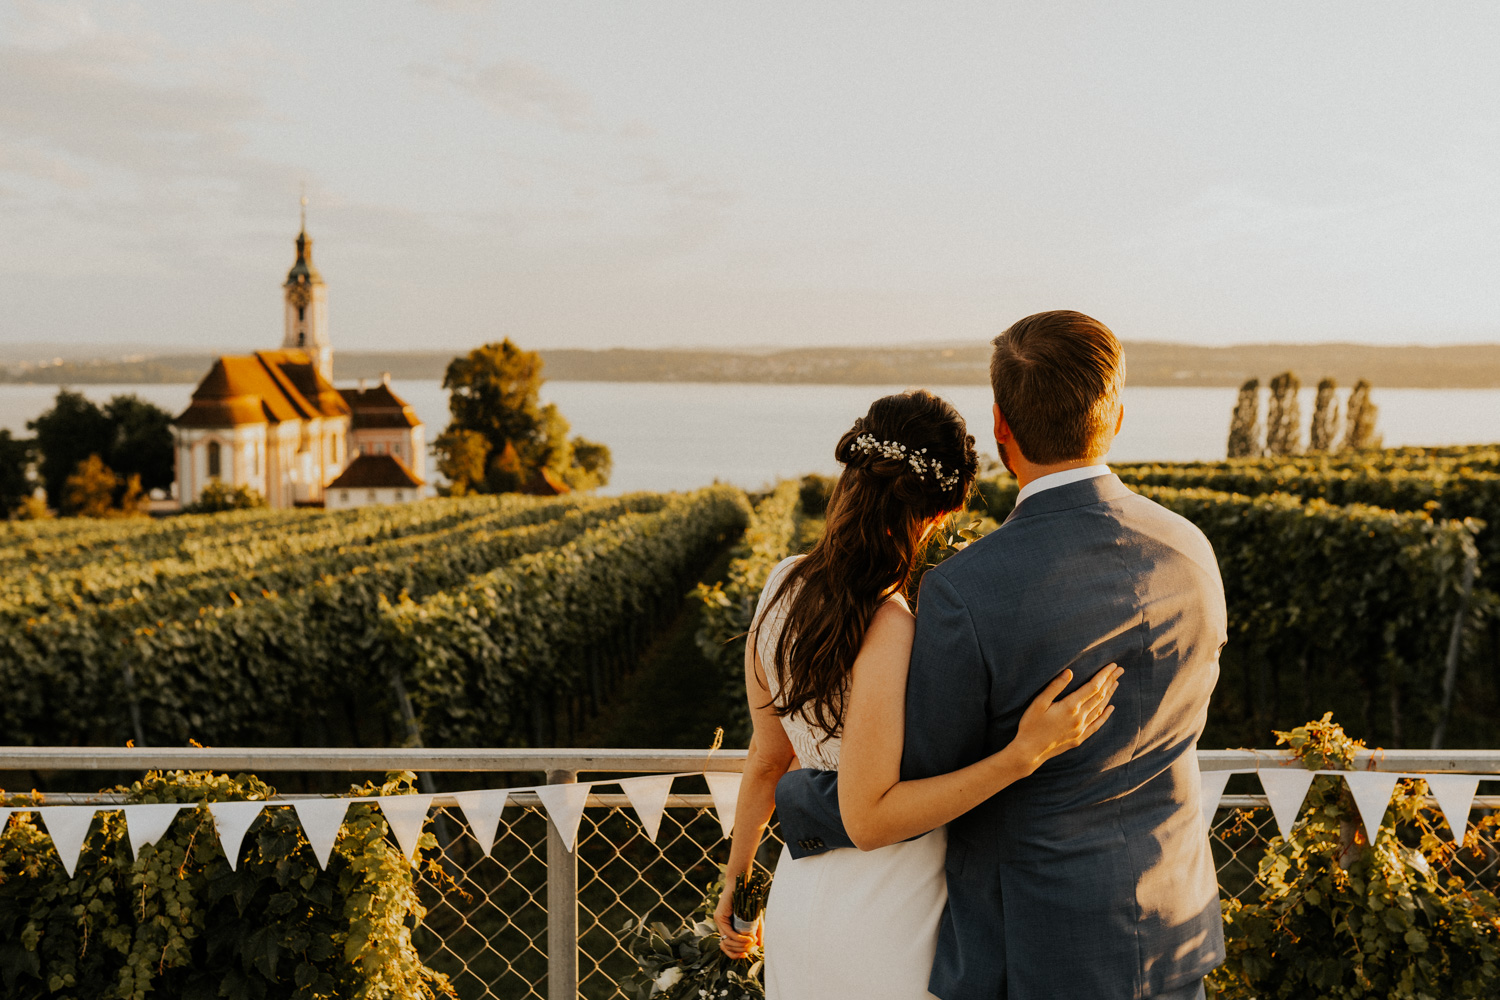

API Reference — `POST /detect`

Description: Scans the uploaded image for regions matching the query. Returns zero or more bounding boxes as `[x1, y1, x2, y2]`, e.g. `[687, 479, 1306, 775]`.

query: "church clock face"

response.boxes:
[288, 283, 311, 309]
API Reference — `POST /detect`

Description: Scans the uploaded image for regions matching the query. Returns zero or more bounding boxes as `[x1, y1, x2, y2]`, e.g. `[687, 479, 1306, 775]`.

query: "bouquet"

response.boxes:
[619, 868, 769, 999]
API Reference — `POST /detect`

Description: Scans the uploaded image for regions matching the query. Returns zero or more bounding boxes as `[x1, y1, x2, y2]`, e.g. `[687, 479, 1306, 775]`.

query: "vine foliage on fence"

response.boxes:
[1211, 715, 1500, 999]
[0, 770, 450, 1000]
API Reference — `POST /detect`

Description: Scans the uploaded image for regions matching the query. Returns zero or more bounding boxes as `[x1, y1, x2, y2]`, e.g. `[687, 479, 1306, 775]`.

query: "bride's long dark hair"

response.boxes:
[763, 389, 979, 738]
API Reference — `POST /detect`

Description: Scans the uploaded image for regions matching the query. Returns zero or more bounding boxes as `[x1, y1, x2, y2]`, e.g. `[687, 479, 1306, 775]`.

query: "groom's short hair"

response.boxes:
[990, 310, 1125, 464]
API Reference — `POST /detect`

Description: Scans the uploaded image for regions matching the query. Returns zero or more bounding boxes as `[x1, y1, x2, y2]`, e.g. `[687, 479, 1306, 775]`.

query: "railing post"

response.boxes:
[546, 768, 579, 1000]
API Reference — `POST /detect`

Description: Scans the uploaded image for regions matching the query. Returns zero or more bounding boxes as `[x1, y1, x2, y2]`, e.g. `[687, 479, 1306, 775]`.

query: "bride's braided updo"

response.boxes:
[764, 389, 980, 737]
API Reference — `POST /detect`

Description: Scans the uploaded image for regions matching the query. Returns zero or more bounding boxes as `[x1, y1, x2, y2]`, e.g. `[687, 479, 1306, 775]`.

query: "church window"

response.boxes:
[340, 490, 349, 502]
[297, 305, 306, 322]
[207, 441, 221, 479]
[367, 490, 377, 501]
[395, 491, 404, 501]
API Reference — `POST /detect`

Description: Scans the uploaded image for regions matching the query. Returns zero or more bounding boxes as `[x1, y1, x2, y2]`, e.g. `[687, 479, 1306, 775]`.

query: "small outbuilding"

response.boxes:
[324, 453, 425, 510]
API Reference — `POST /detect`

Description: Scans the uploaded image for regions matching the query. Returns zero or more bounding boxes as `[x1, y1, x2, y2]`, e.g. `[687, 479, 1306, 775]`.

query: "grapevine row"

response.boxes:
[382, 485, 752, 748]
[0, 494, 672, 747]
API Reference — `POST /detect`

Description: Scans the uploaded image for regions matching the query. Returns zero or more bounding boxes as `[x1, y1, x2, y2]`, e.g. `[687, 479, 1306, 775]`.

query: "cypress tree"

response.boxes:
[1308, 377, 1340, 453]
[1343, 379, 1381, 451]
[1265, 371, 1302, 456]
[1227, 378, 1262, 458]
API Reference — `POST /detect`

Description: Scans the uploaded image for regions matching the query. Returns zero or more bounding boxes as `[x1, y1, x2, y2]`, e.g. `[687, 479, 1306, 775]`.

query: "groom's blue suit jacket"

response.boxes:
[775, 474, 1227, 1000]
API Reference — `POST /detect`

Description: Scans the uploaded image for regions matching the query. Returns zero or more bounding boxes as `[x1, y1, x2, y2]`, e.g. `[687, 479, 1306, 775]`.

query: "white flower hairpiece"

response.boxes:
[850, 433, 961, 489]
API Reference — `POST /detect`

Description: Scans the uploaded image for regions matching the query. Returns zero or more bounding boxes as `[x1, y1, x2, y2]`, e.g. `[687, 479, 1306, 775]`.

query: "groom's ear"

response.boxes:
[993, 403, 1010, 447]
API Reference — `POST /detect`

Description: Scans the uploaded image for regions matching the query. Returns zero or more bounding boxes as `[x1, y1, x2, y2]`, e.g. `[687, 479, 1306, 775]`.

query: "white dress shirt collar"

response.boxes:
[1013, 464, 1112, 509]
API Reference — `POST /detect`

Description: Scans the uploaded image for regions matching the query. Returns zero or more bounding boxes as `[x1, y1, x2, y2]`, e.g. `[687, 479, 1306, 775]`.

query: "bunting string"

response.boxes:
[8, 766, 1487, 878]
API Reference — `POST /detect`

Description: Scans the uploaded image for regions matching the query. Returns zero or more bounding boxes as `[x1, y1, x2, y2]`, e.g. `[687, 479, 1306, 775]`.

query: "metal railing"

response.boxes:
[6, 747, 1500, 999]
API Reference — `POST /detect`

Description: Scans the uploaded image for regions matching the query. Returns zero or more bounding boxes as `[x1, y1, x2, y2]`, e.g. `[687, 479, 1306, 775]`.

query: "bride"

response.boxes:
[713, 389, 1120, 998]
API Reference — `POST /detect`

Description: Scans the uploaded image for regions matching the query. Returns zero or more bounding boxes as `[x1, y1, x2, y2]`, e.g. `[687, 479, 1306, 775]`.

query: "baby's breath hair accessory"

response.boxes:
[849, 433, 961, 489]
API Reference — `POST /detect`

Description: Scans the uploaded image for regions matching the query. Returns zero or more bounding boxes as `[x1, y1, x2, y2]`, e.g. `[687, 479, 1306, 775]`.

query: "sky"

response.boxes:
[2, 1, 1499, 355]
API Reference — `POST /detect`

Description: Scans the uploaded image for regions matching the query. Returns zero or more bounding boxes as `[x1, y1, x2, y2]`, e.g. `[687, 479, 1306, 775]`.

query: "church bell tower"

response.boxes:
[282, 197, 332, 382]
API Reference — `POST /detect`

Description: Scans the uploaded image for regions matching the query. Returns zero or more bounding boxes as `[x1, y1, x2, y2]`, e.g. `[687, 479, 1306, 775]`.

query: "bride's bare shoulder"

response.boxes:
[867, 597, 916, 639]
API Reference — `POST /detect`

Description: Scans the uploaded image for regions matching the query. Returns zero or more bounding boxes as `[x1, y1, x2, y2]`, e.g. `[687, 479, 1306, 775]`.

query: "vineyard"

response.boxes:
[0, 487, 749, 750]
[696, 446, 1499, 750]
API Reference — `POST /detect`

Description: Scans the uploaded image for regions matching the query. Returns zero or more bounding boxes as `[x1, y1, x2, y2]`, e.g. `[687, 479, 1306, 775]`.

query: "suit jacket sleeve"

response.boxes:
[900, 569, 990, 782]
[774, 767, 852, 858]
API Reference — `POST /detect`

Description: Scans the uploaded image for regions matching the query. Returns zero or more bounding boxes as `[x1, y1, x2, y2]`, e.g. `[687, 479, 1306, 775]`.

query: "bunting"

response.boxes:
[293, 799, 353, 869]
[378, 795, 435, 862]
[1424, 774, 1482, 845]
[1344, 771, 1403, 840]
[534, 782, 593, 853]
[704, 772, 742, 839]
[122, 803, 184, 859]
[8, 766, 1489, 882]
[619, 774, 678, 843]
[1259, 768, 1318, 840]
[452, 789, 509, 856]
[207, 801, 267, 871]
[38, 806, 97, 878]
[1199, 771, 1234, 830]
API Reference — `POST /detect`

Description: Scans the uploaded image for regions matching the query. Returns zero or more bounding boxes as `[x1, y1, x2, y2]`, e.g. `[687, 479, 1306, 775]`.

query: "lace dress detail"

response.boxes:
[752, 555, 841, 770]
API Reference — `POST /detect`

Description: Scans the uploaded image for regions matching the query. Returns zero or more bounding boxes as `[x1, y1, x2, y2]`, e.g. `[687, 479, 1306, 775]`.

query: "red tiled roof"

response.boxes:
[325, 453, 424, 490]
[340, 381, 423, 429]
[175, 351, 350, 428]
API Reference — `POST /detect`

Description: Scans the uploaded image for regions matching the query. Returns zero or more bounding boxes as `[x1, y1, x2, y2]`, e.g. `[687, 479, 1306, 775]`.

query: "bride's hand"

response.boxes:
[714, 886, 758, 959]
[1013, 664, 1122, 772]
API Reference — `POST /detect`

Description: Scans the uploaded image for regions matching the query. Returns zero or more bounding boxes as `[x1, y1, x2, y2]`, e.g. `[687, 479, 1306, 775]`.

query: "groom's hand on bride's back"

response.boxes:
[1012, 664, 1122, 774]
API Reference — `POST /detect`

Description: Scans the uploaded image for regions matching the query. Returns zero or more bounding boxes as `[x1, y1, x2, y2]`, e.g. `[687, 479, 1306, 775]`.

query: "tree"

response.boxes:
[1307, 377, 1340, 453]
[1226, 378, 1262, 458]
[0, 430, 34, 517]
[62, 455, 124, 518]
[28, 390, 111, 508]
[1264, 371, 1302, 456]
[1342, 379, 1381, 451]
[185, 480, 266, 513]
[104, 394, 175, 493]
[434, 339, 611, 494]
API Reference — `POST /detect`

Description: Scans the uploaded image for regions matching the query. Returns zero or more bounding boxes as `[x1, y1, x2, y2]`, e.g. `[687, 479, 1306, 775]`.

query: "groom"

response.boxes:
[776, 310, 1227, 1000]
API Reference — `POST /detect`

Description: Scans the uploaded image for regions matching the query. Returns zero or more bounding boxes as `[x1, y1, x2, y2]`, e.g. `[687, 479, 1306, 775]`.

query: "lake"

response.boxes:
[4, 381, 1499, 495]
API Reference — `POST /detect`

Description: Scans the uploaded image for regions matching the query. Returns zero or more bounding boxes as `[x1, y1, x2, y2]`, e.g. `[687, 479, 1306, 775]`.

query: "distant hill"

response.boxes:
[5, 342, 1500, 389]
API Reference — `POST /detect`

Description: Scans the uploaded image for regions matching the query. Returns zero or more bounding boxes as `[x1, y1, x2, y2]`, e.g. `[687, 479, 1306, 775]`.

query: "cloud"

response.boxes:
[411, 56, 597, 132]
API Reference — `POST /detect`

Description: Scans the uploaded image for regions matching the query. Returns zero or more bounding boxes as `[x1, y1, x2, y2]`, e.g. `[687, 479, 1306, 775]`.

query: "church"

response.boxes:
[173, 213, 425, 509]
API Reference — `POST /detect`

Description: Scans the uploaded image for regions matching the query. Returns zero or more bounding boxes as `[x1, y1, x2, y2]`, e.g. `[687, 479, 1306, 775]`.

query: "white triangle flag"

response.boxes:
[620, 774, 677, 842]
[208, 801, 267, 871]
[1344, 771, 1401, 840]
[377, 795, 434, 863]
[1258, 768, 1317, 840]
[704, 772, 742, 839]
[1424, 774, 1481, 845]
[38, 807, 97, 878]
[293, 799, 352, 869]
[1199, 771, 1233, 831]
[535, 782, 593, 853]
[122, 803, 184, 859]
[453, 789, 510, 856]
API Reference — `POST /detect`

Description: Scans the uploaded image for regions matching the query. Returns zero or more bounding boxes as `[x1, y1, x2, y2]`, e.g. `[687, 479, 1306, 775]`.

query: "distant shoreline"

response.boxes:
[6, 342, 1500, 389]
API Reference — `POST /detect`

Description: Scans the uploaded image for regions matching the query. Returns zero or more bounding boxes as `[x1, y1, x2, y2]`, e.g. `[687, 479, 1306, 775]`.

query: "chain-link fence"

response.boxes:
[8, 747, 1500, 1000]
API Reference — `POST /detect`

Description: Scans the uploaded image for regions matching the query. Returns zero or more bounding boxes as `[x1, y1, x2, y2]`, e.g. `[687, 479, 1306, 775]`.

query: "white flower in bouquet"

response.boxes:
[652, 967, 684, 994]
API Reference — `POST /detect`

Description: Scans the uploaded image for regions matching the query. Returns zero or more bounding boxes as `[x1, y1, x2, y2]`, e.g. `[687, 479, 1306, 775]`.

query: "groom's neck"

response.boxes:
[1007, 455, 1108, 492]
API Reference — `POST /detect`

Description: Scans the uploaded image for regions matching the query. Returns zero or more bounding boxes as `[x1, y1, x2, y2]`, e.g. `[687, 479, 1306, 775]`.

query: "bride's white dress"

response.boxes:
[753, 555, 948, 1000]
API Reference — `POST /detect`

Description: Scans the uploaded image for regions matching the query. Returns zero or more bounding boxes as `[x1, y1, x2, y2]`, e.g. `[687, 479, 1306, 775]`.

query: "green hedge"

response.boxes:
[691, 481, 805, 746]
[974, 477, 1480, 745]
[1114, 462, 1499, 576]
[381, 486, 751, 748]
[0, 770, 448, 1000]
